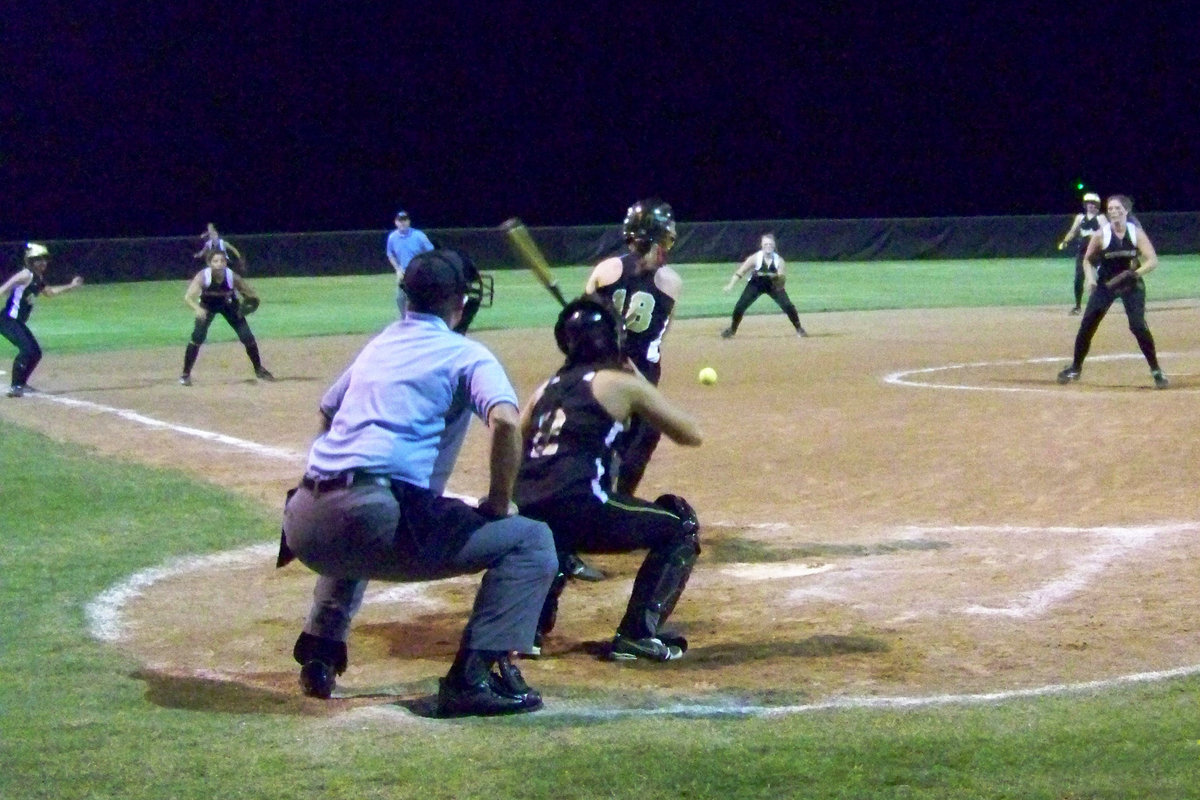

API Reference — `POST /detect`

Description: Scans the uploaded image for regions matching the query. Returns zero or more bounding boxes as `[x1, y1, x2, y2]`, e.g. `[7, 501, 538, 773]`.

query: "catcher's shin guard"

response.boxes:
[293, 632, 348, 674]
[617, 499, 700, 640]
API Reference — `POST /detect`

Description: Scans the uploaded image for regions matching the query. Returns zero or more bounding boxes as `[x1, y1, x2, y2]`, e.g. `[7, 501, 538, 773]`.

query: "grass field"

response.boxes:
[3, 257, 1200, 799]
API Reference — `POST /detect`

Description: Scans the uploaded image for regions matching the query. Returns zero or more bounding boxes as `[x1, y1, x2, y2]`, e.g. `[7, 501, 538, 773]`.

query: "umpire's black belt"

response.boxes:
[300, 470, 391, 494]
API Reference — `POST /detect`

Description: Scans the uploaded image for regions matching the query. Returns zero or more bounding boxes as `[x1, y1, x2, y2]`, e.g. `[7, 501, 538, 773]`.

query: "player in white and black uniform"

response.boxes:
[180, 250, 273, 385]
[194, 223, 246, 270]
[0, 243, 83, 397]
[515, 296, 703, 661]
[1058, 193, 1105, 314]
[585, 199, 680, 497]
[721, 233, 806, 337]
[1057, 194, 1167, 388]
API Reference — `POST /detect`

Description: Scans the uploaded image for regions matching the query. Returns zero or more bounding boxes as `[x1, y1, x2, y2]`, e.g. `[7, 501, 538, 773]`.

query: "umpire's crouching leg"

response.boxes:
[451, 515, 558, 654]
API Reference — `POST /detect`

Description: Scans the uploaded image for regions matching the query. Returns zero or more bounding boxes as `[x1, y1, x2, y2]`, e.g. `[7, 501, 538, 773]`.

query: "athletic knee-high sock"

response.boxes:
[1132, 328, 1160, 372]
[182, 343, 200, 375]
[245, 341, 264, 371]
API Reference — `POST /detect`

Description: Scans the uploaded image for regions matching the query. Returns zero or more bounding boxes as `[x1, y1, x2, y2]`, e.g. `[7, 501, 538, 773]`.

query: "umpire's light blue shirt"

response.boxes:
[386, 228, 435, 273]
[307, 313, 518, 494]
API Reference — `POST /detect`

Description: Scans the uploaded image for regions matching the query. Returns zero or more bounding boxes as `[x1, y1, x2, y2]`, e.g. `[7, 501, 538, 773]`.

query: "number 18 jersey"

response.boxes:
[595, 253, 674, 385]
[514, 366, 626, 507]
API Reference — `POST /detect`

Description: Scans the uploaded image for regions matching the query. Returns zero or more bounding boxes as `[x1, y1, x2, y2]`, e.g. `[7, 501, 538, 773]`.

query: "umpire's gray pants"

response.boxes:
[284, 482, 557, 652]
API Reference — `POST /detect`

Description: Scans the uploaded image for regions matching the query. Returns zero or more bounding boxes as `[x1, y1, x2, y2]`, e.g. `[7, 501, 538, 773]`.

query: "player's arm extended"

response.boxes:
[1059, 213, 1085, 249]
[43, 276, 84, 296]
[724, 254, 756, 291]
[594, 370, 702, 447]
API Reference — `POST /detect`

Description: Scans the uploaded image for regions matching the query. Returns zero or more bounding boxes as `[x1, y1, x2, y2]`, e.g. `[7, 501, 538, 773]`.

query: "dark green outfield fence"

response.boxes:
[5, 213, 1198, 283]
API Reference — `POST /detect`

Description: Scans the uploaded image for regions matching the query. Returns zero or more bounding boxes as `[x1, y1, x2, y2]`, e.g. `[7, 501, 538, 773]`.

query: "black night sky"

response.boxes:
[3, 3, 1198, 242]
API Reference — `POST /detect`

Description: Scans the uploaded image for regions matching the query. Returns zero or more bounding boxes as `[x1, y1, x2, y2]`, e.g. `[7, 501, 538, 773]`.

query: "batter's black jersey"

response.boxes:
[514, 366, 625, 507]
[3, 271, 45, 323]
[1077, 213, 1103, 252]
[595, 253, 674, 384]
[199, 267, 238, 310]
[1097, 225, 1140, 284]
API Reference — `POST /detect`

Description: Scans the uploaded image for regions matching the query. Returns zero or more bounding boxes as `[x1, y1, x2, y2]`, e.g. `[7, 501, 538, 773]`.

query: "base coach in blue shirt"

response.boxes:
[280, 249, 557, 717]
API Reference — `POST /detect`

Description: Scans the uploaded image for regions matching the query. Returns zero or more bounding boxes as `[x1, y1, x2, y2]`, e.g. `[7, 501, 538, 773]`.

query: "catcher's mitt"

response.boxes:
[240, 296, 261, 315]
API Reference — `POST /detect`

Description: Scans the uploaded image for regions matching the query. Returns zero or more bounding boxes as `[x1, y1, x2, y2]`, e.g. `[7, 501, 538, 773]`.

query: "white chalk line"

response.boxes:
[885, 352, 1195, 394]
[41, 390, 1197, 718]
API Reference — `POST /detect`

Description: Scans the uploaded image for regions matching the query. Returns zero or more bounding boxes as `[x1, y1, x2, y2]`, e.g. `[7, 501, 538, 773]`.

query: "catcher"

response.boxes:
[179, 250, 274, 385]
[720, 233, 807, 338]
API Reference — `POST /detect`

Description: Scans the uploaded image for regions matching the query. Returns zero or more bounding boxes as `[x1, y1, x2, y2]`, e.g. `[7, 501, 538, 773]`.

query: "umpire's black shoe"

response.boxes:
[1056, 366, 1080, 384]
[489, 653, 541, 704]
[565, 553, 606, 582]
[437, 676, 543, 717]
[299, 660, 336, 699]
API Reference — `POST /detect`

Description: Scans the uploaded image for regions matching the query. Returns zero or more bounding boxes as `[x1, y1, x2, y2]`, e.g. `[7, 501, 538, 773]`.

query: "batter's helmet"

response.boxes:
[622, 198, 676, 255]
[554, 294, 624, 367]
[1082, 192, 1101, 205]
[402, 249, 494, 332]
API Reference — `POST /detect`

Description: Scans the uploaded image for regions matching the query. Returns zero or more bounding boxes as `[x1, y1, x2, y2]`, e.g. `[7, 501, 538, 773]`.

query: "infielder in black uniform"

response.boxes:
[180, 250, 274, 385]
[1056, 194, 1167, 389]
[720, 233, 807, 338]
[1, 243, 83, 397]
[515, 296, 703, 661]
[585, 198, 680, 498]
[1057, 192, 1105, 314]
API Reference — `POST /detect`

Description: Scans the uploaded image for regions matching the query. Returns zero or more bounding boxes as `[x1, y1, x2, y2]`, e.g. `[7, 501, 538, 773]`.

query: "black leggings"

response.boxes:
[0, 317, 41, 388]
[1070, 281, 1160, 372]
[184, 305, 263, 374]
[730, 276, 802, 332]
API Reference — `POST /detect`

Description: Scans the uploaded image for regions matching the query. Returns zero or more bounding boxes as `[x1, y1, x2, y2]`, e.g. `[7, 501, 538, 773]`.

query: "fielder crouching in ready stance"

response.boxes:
[515, 295, 704, 661]
[279, 250, 557, 717]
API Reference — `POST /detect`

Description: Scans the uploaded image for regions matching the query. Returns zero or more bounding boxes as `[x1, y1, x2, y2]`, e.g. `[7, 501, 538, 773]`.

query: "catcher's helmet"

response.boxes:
[24, 242, 49, 262]
[554, 295, 624, 367]
[622, 198, 676, 255]
[402, 249, 494, 332]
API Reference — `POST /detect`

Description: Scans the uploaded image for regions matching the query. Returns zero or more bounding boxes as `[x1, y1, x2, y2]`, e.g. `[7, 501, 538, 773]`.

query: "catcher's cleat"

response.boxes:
[609, 634, 684, 662]
[255, 368, 276, 382]
[1056, 366, 1080, 384]
[565, 553, 605, 582]
[179, 374, 192, 386]
[720, 328, 734, 339]
[1152, 370, 1169, 390]
[489, 653, 540, 703]
[299, 660, 336, 699]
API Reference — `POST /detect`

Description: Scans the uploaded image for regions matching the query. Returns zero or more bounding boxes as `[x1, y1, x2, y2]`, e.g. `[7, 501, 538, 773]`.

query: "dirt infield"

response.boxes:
[6, 302, 1200, 711]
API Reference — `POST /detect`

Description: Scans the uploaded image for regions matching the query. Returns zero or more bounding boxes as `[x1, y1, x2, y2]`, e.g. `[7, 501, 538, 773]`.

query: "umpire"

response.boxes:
[280, 249, 557, 717]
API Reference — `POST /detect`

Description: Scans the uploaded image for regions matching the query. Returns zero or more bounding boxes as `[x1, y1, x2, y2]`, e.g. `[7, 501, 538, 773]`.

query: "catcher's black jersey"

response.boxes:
[594, 253, 674, 384]
[514, 366, 625, 507]
[3, 271, 45, 323]
[199, 267, 238, 310]
[1097, 225, 1139, 284]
